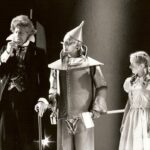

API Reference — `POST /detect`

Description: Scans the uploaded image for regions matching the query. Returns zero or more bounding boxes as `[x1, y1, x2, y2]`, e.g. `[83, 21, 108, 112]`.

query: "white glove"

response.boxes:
[35, 98, 49, 117]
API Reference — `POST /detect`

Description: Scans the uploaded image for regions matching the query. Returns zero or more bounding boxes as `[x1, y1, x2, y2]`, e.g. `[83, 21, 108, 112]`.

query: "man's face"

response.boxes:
[13, 26, 30, 46]
[64, 39, 81, 58]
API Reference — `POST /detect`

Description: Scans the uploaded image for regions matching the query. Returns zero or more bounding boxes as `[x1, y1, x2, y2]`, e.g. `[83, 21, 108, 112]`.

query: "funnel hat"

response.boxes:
[63, 21, 84, 42]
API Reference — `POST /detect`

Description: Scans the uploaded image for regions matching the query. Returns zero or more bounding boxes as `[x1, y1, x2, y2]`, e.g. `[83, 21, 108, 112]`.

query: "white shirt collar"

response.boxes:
[6, 34, 35, 46]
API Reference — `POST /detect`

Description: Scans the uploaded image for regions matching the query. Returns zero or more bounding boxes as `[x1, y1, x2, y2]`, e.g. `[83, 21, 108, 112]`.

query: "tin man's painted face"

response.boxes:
[63, 38, 82, 58]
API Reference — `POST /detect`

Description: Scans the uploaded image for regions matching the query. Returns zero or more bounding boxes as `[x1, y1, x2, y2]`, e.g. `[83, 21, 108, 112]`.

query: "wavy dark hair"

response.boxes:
[10, 15, 36, 35]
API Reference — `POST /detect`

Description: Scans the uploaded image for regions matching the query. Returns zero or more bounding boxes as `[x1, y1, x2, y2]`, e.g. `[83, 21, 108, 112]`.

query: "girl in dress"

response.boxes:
[119, 51, 150, 150]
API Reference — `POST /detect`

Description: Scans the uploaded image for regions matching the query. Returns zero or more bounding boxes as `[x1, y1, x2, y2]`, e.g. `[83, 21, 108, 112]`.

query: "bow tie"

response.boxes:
[17, 46, 27, 51]
[15, 46, 27, 57]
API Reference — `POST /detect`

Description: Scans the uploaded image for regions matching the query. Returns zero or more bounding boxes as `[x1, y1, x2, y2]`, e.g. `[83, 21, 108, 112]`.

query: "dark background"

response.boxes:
[0, 0, 150, 150]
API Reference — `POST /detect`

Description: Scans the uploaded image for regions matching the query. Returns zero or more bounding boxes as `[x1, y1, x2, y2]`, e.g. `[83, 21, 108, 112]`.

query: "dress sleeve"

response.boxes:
[146, 81, 150, 90]
[123, 77, 131, 93]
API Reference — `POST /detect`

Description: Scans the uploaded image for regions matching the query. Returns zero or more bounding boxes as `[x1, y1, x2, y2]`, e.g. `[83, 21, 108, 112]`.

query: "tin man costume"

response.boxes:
[36, 21, 108, 150]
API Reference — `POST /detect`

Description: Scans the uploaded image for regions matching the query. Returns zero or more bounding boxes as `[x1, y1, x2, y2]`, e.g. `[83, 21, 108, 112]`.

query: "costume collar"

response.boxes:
[6, 34, 35, 46]
[48, 57, 104, 70]
[67, 56, 86, 67]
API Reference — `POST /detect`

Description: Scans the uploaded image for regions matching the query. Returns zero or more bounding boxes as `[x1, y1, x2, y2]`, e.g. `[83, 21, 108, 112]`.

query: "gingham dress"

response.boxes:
[119, 77, 150, 150]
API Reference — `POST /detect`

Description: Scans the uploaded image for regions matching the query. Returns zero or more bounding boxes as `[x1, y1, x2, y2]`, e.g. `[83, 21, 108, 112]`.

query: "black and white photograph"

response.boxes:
[0, 0, 150, 150]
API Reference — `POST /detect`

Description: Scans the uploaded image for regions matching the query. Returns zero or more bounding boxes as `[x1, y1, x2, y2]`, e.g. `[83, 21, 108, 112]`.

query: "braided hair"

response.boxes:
[130, 51, 150, 85]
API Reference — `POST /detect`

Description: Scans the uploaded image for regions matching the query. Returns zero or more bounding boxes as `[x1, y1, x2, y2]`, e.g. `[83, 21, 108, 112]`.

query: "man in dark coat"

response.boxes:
[35, 21, 107, 150]
[0, 15, 49, 150]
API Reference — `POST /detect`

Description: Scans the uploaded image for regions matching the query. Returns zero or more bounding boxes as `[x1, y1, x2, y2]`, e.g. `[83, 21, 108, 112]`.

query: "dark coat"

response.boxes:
[0, 42, 49, 102]
[0, 42, 49, 150]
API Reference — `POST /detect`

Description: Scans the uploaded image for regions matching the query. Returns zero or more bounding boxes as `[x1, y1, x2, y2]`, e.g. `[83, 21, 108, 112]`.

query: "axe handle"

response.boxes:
[107, 109, 125, 114]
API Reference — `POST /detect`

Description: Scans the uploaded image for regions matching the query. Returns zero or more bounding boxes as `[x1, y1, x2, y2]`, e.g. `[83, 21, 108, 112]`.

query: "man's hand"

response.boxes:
[1, 41, 18, 63]
[91, 110, 101, 119]
[35, 102, 48, 117]
[91, 109, 107, 119]
[6, 41, 18, 56]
